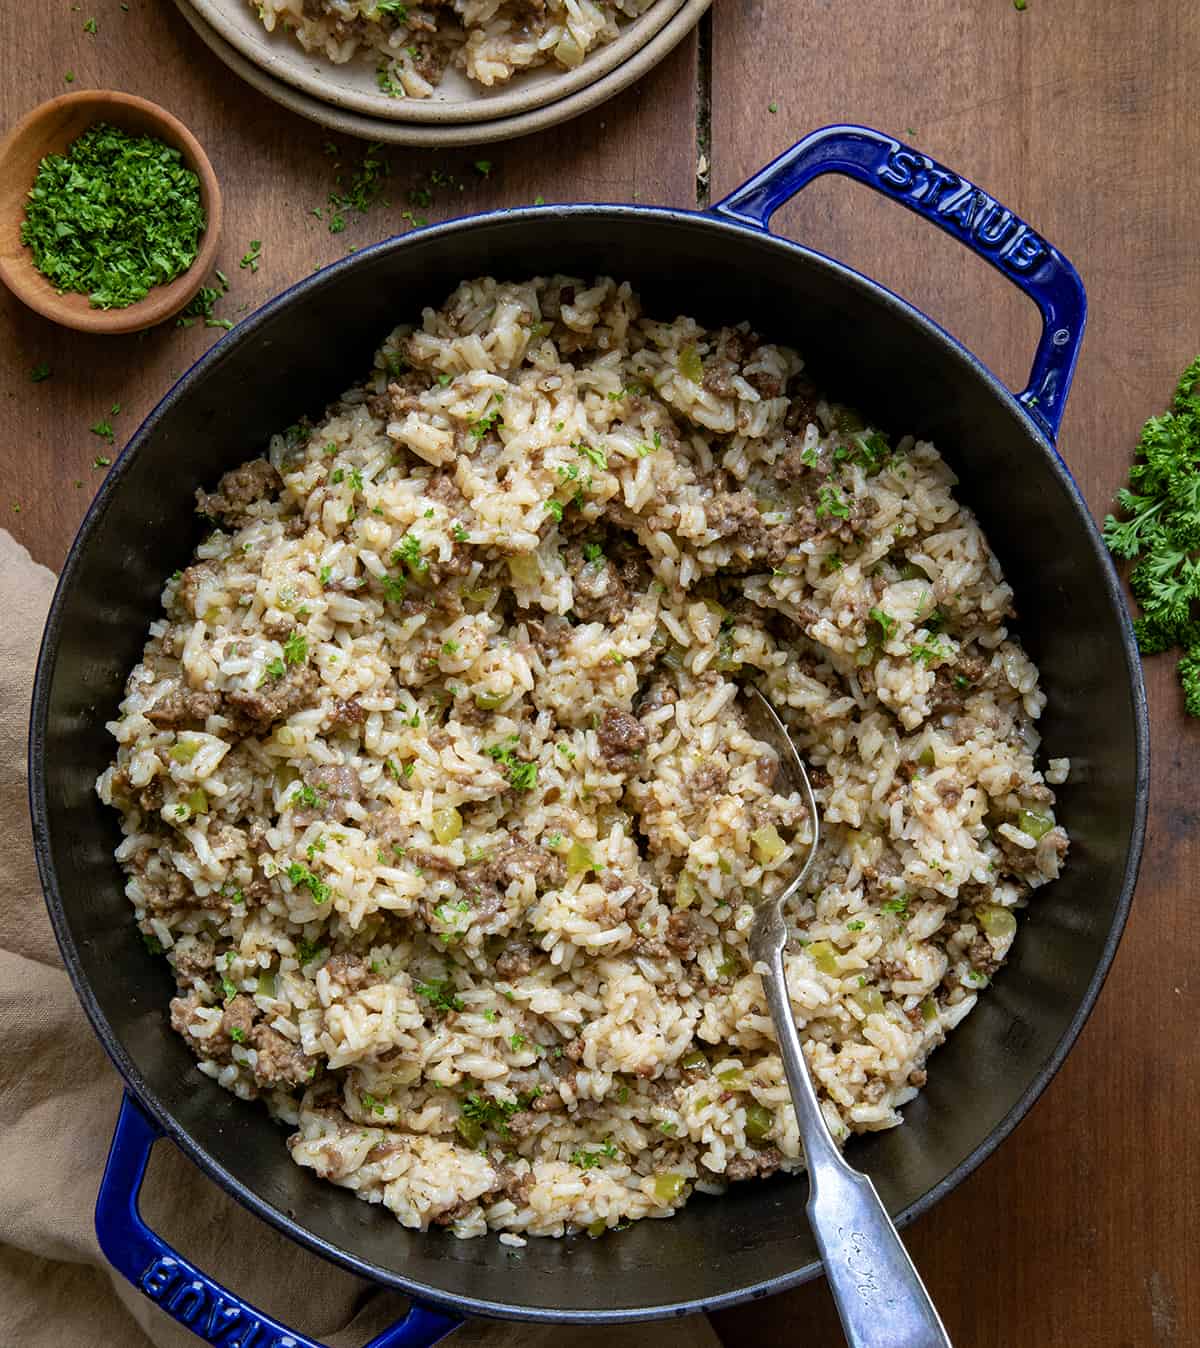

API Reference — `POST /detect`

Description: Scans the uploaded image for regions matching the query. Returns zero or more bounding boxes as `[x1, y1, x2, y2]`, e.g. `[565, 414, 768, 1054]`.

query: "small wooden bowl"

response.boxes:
[0, 91, 222, 334]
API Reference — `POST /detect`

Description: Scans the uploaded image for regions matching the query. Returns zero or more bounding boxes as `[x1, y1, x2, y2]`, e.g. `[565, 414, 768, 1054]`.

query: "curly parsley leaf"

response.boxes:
[1103, 355, 1200, 714]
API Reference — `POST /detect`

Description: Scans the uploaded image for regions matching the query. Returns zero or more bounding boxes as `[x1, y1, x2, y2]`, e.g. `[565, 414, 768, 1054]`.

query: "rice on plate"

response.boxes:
[250, 0, 662, 97]
[97, 273, 1070, 1242]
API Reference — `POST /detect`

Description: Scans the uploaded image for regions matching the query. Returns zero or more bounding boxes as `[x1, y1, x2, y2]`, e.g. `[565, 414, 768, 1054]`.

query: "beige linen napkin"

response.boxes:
[0, 528, 720, 1348]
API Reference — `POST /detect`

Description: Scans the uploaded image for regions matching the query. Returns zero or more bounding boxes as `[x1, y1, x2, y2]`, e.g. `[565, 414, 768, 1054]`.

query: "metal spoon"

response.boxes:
[742, 685, 953, 1348]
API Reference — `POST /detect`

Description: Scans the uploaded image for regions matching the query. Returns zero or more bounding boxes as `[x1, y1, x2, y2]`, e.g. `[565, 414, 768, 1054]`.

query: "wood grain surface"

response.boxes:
[2, 2, 1197, 1345]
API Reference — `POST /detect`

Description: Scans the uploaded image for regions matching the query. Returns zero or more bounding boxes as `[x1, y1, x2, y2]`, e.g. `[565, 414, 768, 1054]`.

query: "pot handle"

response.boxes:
[711, 123, 1086, 442]
[95, 1093, 463, 1348]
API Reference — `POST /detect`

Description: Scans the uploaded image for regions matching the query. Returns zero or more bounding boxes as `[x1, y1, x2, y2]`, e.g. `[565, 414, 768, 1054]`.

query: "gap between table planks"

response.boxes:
[3, 1, 1198, 1345]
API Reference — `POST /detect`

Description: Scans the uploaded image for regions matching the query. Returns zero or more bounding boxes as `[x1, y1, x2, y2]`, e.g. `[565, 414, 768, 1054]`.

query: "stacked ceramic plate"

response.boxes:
[173, 0, 710, 145]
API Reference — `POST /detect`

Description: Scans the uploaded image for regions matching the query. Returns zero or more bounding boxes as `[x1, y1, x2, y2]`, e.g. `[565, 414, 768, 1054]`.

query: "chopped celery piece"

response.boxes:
[1017, 809, 1054, 840]
[680, 1049, 707, 1071]
[455, 1116, 483, 1147]
[977, 905, 1017, 940]
[507, 554, 541, 586]
[750, 825, 785, 864]
[432, 806, 462, 845]
[474, 689, 507, 710]
[808, 940, 839, 975]
[744, 1103, 773, 1140]
[675, 871, 697, 909]
[566, 842, 594, 875]
[256, 971, 276, 998]
[653, 1172, 686, 1202]
[852, 985, 885, 1016]
[169, 739, 200, 763]
[678, 345, 703, 383]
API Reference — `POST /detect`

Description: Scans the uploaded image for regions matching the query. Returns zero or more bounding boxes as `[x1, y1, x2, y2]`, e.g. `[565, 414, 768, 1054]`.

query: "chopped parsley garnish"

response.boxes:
[319, 565, 332, 587]
[286, 862, 331, 905]
[30, 362, 50, 382]
[508, 1032, 527, 1051]
[452, 522, 470, 541]
[882, 894, 910, 917]
[295, 937, 326, 967]
[323, 141, 390, 234]
[392, 532, 427, 573]
[442, 640, 459, 654]
[295, 783, 321, 809]
[485, 736, 538, 791]
[239, 239, 262, 273]
[90, 419, 115, 443]
[264, 656, 286, 679]
[868, 607, 896, 639]
[414, 977, 464, 1013]
[221, 976, 237, 1002]
[569, 1138, 620, 1169]
[468, 396, 504, 440]
[854, 432, 892, 475]
[910, 637, 949, 666]
[92, 454, 111, 469]
[230, 1026, 246, 1044]
[176, 270, 230, 328]
[846, 920, 866, 931]
[576, 441, 608, 469]
[582, 541, 604, 563]
[20, 123, 205, 309]
[474, 159, 492, 176]
[282, 629, 308, 665]
[816, 485, 851, 520]
[636, 432, 663, 457]
[544, 499, 564, 521]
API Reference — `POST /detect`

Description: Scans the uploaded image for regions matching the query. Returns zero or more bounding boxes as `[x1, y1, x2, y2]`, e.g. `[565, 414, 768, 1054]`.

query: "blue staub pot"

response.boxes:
[30, 125, 1147, 1347]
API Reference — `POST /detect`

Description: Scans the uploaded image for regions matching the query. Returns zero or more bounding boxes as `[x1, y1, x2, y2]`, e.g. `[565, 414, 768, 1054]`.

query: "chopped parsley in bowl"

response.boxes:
[21, 122, 206, 310]
[0, 90, 222, 334]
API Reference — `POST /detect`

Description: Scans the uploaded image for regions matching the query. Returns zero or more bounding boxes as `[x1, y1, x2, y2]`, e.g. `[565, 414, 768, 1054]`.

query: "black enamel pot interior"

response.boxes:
[30, 129, 1149, 1326]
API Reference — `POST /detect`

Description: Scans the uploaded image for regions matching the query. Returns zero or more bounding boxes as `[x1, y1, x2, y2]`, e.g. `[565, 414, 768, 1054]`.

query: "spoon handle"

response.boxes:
[761, 947, 953, 1348]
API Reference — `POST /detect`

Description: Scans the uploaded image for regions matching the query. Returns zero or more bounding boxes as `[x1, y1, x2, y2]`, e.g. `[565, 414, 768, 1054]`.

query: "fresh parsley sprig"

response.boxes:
[1103, 355, 1200, 715]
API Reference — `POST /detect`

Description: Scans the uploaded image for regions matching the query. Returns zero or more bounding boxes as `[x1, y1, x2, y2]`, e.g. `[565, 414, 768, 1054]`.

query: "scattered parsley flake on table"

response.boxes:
[177, 270, 231, 329]
[1103, 355, 1200, 715]
[30, 362, 50, 382]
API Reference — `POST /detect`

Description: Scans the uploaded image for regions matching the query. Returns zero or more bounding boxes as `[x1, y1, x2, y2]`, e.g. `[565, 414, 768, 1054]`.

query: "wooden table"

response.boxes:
[2, 2, 1196, 1344]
